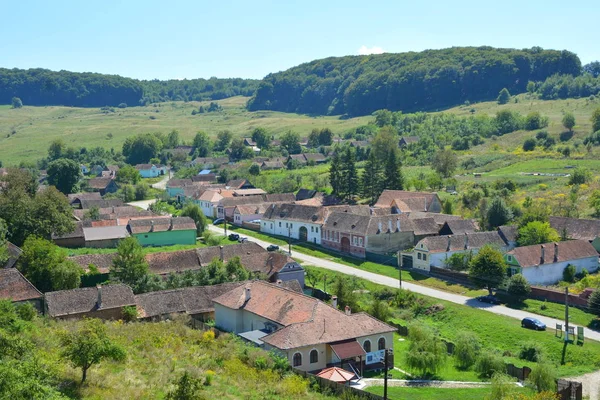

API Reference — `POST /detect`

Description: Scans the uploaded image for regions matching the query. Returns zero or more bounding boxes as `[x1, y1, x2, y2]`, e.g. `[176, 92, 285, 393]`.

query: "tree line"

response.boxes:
[247, 46, 582, 116]
[0, 68, 258, 107]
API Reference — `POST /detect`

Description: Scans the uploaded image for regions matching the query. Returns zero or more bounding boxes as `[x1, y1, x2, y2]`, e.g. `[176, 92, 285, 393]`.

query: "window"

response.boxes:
[290, 224, 293, 229]
[279, 222, 281, 227]
[271, 224, 273, 229]
[315, 227, 318, 233]
[378, 337, 386, 350]
[293, 352, 302, 367]
[507, 255, 512, 262]
[422, 254, 427, 261]
[311, 226, 314, 232]
[417, 253, 422, 260]
[363, 340, 371, 353]
[310, 349, 318, 364]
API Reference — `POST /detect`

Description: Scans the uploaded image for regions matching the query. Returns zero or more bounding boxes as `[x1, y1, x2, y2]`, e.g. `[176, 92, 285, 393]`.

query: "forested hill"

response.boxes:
[246, 46, 582, 116]
[0, 68, 259, 107]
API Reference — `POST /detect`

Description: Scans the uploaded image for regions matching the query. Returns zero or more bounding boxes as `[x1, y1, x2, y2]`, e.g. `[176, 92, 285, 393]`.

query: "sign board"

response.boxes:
[577, 326, 584, 343]
[567, 326, 575, 337]
[365, 350, 385, 365]
[556, 323, 562, 338]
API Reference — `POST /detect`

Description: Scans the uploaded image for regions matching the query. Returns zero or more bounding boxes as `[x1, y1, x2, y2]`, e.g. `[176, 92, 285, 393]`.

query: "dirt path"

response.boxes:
[567, 370, 600, 399]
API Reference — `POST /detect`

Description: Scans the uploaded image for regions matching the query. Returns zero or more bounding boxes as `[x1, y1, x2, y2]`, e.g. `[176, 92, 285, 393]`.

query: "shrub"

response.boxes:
[523, 138, 537, 151]
[519, 341, 545, 362]
[475, 352, 505, 378]
[528, 362, 557, 393]
[122, 305, 138, 322]
[204, 370, 214, 386]
[454, 331, 480, 369]
[507, 274, 531, 299]
[568, 168, 590, 185]
[559, 131, 574, 142]
[489, 373, 516, 400]
[118, 103, 127, 108]
[536, 130, 549, 140]
[563, 264, 576, 283]
[15, 302, 36, 321]
[588, 289, 600, 316]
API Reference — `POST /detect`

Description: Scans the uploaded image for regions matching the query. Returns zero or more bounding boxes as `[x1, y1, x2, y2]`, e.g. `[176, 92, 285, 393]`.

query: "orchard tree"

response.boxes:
[249, 163, 260, 176]
[214, 130, 233, 152]
[497, 88, 511, 105]
[432, 149, 458, 178]
[251, 127, 270, 149]
[517, 221, 560, 246]
[116, 165, 141, 185]
[318, 128, 333, 146]
[111, 237, 149, 293]
[280, 131, 302, 154]
[122, 133, 163, 165]
[562, 112, 575, 132]
[469, 245, 507, 294]
[61, 318, 126, 384]
[47, 158, 81, 194]
[180, 203, 206, 235]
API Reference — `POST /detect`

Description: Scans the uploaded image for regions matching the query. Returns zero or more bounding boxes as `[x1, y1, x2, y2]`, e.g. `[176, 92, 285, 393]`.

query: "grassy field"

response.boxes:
[364, 385, 535, 400]
[0, 97, 370, 165]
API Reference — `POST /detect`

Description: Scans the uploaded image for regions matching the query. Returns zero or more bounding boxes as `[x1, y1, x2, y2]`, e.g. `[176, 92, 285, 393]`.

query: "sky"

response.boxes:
[1, 0, 599, 80]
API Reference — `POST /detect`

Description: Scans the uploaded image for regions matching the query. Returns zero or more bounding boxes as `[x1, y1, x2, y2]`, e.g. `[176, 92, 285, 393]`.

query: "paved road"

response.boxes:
[208, 225, 600, 343]
[151, 169, 172, 190]
[127, 199, 157, 210]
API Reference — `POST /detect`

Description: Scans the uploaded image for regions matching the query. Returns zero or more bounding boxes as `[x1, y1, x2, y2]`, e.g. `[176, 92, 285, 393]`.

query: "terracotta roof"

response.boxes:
[135, 164, 163, 170]
[263, 203, 325, 224]
[227, 179, 249, 189]
[316, 367, 356, 383]
[399, 136, 419, 145]
[441, 220, 478, 234]
[330, 339, 366, 359]
[261, 161, 285, 170]
[374, 190, 440, 211]
[191, 157, 229, 167]
[198, 190, 224, 203]
[45, 284, 135, 317]
[68, 192, 102, 203]
[234, 204, 268, 216]
[80, 199, 124, 209]
[0, 269, 42, 302]
[135, 282, 245, 318]
[419, 231, 508, 253]
[296, 189, 318, 201]
[146, 250, 201, 275]
[264, 193, 296, 203]
[507, 240, 598, 268]
[408, 212, 463, 226]
[324, 205, 372, 217]
[324, 213, 438, 237]
[127, 217, 196, 234]
[69, 253, 117, 274]
[219, 195, 265, 208]
[88, 178, 116, 190]
[303, 153, 327, 162]
[214, 281, 395, 349]
[549, 216, 600, 241]
[73, 206, 154, 220]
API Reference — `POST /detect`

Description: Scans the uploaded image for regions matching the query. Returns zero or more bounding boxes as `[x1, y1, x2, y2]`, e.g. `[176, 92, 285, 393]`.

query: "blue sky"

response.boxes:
[2, 0, 598, 80]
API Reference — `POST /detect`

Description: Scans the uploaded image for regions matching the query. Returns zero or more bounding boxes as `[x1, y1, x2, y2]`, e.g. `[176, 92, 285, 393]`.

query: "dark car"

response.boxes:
[213, 218, 224, 225]
[238, 237, 248, 243]
[476, 295, 501, 305]
[267, 245, 279, 252]
[522, 317, 546, 331]
[228, 233, 240, 241]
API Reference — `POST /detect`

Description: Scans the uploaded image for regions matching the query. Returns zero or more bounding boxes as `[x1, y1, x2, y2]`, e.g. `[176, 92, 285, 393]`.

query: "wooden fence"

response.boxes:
[557, 379, 583, 400]
[292, 368, 384, 400]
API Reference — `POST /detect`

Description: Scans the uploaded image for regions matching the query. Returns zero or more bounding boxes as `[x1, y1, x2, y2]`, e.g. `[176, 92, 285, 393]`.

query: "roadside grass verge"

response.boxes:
[364, 385, 535, 400]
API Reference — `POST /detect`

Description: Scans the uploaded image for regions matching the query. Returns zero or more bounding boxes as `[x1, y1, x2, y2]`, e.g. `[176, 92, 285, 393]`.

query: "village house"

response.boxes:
[505, 240, 599, 286]
[68, 192, 102, 208]
[4, 242, 23, 269]
[166, 179, 197, 197]
[0, 268, 43, 311]
[322, 213, 439, 259]
[287, 153, 327, 166]
[73, 206, 155, 224]
[87, 177, 119, 196]
[45, 284, 136, 320]
[213, 281, 396, 373]
[195, 189, 226, 218]
[80, 164, 90, 175]
[163, 145, 194, 158]
[227, 179, 254, 190]
[399, 136, 420, 147]
[135, 164, 167, 178]
[261, 160, 285, 170]
[79, 198, 125, 210]
[217, 193, 295, 220]
[90, 165, 104, 176]
[127, 217, 197, 247]
[374, 190, 442, 214]
[261, 203, 325, 244]
[233, 204, 269, 226]
[549, 216, 600, 252]
[407, 231, 513, 271]
[439, 219, 479, 235]
[190, 157, 229, 169]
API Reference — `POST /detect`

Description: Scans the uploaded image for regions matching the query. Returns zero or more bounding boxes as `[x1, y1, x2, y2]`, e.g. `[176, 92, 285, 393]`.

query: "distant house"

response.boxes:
[87, 178, 118, 195]
[399, 136, 419, 147]
[195, 190, 224, 218]
[505, 240, 599, 286]
[84, 225, 129, 248]
[261, 203, 325, 244]
[44, 284, 136, 320]
[227, 179, 254, 190]
[217, 193, 295, 220]
[233, 188, 267, 197]
[190, 157, 229, 169]
[243, 138, 257, 147]
[233, 204, 268, 226]
[164, 146, 193, 158]
[408, 231, 513, 272]
[52, 222, 86, 248]
[68, 192, 102, 209]
[127, 217, 197, 247]
[166, 179, 196, 197]
[135, 164, 167, 178]
[80, 164, 90, 175]
[296, 189, 318, 201]
[213, 281, 396, 372]
[498, 225, 518, 249]
[549, 216, 600, 252]
[287, 153, 327, 166]
[73, 205, 154, 223]
[79, 198, 124, 210]
[374, 190, 442, 214]
[439, 220, 478, 235]
[261, 160, 285, 170]
[0, 269, 43, 311]
[3, 242, 23, 269]
[90, 165, 104, 176]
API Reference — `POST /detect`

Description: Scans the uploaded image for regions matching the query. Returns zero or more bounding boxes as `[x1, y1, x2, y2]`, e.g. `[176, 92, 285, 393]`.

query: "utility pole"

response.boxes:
[224, 215, 228, 237]
[383, 348, 389, 400]
[288, 226, 292, 256]
[565, 287, 570, 342]
[398, 253, 403, 288]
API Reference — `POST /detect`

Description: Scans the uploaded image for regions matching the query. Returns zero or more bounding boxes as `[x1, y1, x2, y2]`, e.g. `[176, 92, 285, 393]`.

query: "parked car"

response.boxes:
[213, 218, 224, 225]
[238, 237, 248, 243]
[228, 233, 240, 241]
[267, 245, 279, 252]
[476, 295, 500, 305]
[521, 317, 546, 331]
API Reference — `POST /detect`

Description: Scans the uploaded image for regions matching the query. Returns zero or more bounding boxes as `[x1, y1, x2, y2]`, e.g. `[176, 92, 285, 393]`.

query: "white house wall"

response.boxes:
[521, 256, 599, 286]
[261, 219, 322, 244]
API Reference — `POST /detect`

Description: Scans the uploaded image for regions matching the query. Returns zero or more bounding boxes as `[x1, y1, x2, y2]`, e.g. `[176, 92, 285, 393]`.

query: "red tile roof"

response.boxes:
[0, 269, 42, 302]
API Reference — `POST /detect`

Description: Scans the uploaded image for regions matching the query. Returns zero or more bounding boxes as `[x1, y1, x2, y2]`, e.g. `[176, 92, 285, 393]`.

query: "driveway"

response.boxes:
[151, 169, 172, 190]
[207, 225, 600, 343]
[127, 199, 157, 210]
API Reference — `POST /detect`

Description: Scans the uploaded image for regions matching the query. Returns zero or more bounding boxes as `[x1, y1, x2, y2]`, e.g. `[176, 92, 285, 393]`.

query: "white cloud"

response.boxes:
[358, 45, 384, 55]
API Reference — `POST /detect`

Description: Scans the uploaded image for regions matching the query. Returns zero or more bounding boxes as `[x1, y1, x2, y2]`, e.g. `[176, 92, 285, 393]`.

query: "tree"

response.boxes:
[48, 139, 66, 161]
[587, 289, 600, 316]
[47, 158, 81, 194]
[507, 274, 531, 299]
[523, 138, 536, 152]
[83, 206, 101, 221]
[18, 236, 81, 292]
[60, 318, 126, 384]
[166, 371, 205, 400]
[249, 164, 260, 176]
[405, 322, 447, 376]
[369, 297, 390, 322]
[214, 130, 232, 152]
[0, 218, 9, 267]
[134, 183, 149, 200]
[517, 221, 560, 246]
[166, 130, 179, 148]
[432, 149, 457, 178]
[11, 97, 23, 109]
[469, 245, 507, 294]
[192, 131, 211, 157]
[251, 127, 270, 150]
[454, 331, 480, 369]
[383, 149, 404, 190]
[371, 126, 398, 162]
[497, 88, 511, 104]
[528, 363, 556, 393]
[228, 138, 248, 161]
[329, 151, 343, 197]
[562, 264, 576, 283]
[116, 165, 141, 185]
[486, 197, 513, 229]
[280, 131, 301, 154]
[360, 151, 383, 204]
[180, 204, 206, 235]
[592, 107, 600, 133]
[341, 147, 358, 201]
[488, 373, 517, 400]
[525, 112, 547, 131]
[111, 237, 149, 293]
[318, 128, 333, 146]
[568, 168, 590, 185]
[442, 199, 454, 215]
[308, 129, 320, 148]
[562, 112, 575, 133]
[446, 252, 470, 271]
[122, 133, 163, 165]
[374, 109, 394, 127]
[332, 276, 359, 312]
[475, 352, 505, 378]
[584, 61, 600, 77]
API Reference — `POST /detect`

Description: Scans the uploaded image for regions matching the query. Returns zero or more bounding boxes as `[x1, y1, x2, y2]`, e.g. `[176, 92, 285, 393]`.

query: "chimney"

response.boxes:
[540, 245, 545, 264]
[464, 233, 469, 249]
[378, 222, 383, 233]
[554, 242, 559, 262]
[447, 235, 452, 252]
[345, 305, 351, 315]
[219, 246, 224, 261]
[332, 295, 338, 309]
[388, 219, 393, 232]
[396, 218, 401, 232]
[245, 287, 251, 302]
[96, 285, 102, 309]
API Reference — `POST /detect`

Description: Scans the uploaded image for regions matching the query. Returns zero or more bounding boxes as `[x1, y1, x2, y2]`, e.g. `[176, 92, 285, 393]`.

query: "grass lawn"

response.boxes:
[364, 385, 535, 400]
[503, 297, 598, 329]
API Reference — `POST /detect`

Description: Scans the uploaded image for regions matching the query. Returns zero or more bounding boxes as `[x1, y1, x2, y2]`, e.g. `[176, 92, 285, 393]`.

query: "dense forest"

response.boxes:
[247, 46, 582, 116]
[0, 68, 258, 107]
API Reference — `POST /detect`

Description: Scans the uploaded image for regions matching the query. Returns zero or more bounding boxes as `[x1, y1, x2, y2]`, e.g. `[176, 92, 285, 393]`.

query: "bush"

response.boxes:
[475, 352, 505, 378]
[536, 130, 549, 140]
[15, 302, 37, 321]
[489, 373, 516, 400]
[507, 274, 531, 298]
[523, 138, 536, 151]
[519, 341, 545, 362]
[118, 103, 128, 108]
[568, 168, 590, 185]
[122, 305, 138, 322]
[588, 289, 600, 316]
[559, 131, 574, 142]
[563, 264, 576, 283]
[454, 331, 480, 369]
[528, 362, 557, 393]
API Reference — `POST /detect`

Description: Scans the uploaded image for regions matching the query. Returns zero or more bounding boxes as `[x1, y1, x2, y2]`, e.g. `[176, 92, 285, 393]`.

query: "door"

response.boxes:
[299, 226, 308, 242]
[341, 237, 350, 253]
